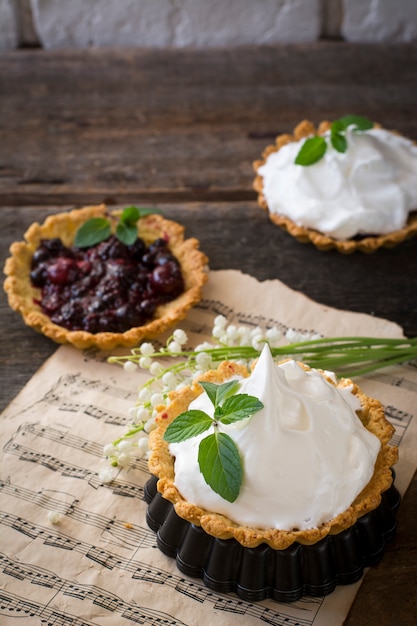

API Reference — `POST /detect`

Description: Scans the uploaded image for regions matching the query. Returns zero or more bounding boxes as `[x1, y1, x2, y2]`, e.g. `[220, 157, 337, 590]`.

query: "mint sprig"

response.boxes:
[163, 380, 264, 502]
[74, 206, 162, 248]
[294, 115, 374, 166]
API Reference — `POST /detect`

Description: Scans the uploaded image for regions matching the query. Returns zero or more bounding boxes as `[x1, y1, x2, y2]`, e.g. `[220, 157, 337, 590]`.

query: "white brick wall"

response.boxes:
[30, 0, 321, 49]
[0, 0, 19, 50]
[342, 0, 417, 43]
[1, 0, 417, 50]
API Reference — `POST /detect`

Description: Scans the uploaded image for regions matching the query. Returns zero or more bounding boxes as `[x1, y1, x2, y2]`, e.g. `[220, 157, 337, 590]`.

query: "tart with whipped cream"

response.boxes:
[4, 204, 208, 350]
[146, 346, 399, 600]
[253, 119, 417, 253]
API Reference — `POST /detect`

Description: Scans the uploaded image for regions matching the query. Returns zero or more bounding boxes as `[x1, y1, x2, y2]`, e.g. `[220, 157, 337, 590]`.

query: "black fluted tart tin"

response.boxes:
[144, 473, 400, 603]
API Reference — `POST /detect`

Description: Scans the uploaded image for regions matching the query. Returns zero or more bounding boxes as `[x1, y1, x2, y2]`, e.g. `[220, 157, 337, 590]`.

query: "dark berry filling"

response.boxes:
[30, 235, 185, 333]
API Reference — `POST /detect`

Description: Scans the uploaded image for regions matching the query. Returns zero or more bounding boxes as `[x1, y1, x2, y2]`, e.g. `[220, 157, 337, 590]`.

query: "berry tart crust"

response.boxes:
[149, 359, 398, 550]
[253, 120, 417, 254]
[3, 204, 208, 350]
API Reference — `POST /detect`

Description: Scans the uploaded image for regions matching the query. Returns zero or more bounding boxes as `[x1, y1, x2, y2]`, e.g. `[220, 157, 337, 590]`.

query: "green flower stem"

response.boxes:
[332, 350, 417, 378]
[108, 336, 417, 379]
[112, 423, 145, 446]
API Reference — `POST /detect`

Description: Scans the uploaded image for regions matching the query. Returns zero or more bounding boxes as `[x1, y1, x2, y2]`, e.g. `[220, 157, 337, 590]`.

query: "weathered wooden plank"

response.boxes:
[1, 44, 417, 205]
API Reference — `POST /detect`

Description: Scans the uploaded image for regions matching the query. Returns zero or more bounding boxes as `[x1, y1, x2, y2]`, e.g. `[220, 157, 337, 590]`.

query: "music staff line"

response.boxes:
[46, 372, 137, 402]
[1, 512, 318, 626]
[0, 562, 187, 626]
[42, 390, 131, 427]
[0, 589, 99, 626]
[4, 371, 137, 424]
[4, 439, 145, 500]
[14, 422, 105, 458]
[375, 372, 417, 394]
[8, 421, 148, 473]
[0, 479, 155, 549]
[192, 300, 300, 336]
[5, 390, 130, 430]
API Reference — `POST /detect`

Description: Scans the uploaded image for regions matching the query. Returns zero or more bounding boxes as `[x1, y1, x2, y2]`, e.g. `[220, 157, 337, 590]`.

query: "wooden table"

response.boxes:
[1, 43, 416, 624]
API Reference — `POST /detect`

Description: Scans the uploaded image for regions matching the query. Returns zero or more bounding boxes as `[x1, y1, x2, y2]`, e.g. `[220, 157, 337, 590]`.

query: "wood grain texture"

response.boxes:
[1, 44, 417, 625]
[1, 44, 417, 205]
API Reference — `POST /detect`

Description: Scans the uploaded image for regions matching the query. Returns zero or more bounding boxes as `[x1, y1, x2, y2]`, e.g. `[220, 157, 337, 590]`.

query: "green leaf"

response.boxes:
[120, 205, 141, 225]
[331, 119, 345, 134]
[136, 206, 163, 218]
[198, 380, 241, 408]
[163, 410, 213, 443]
[216, 394, 264, 424]
[338, 115, 373, 132]
[116, 221, 138, 245]
[198, 432, 242, 502]
[330, 132, 348, 153]
[74, 218, 111, 248]
[294, 136, 327, 166]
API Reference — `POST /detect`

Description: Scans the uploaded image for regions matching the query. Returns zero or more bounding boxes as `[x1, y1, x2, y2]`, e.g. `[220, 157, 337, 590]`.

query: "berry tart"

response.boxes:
[145, 346, 399, 601]
[4, 204, 208, 350]
[253, 118, 417, 253]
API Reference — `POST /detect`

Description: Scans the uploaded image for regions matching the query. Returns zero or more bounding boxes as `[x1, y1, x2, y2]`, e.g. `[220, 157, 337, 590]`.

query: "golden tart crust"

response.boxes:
[149, 359, 398, 550]
[253, 120, 417, 254]
[3, 204, 208, 350]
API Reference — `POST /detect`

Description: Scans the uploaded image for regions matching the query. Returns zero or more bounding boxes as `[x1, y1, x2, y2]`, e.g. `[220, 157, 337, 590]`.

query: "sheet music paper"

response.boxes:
[1, 270, 417, 626]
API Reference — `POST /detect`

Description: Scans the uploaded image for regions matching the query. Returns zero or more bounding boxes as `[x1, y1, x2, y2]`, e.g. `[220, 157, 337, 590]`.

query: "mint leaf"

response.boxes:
[198, 432, 242, 502]
[294, 136, 327, 166]
[117, 206, 162, 244]
[163, 410, 213, 443]
[331, 120, 348, 153]
[116, 221, 138, 245]
[135, 206, 163, 219]
[120, 206, 163, 225]
[216, 394, 264, 424]
[198, 380, 240, 408]
[74, 218, 111, 248]
[330, 132, 347, 153]
[120, 205, 141, 225]
[331, 119, 345, 134]
[338, 115, 373, 132]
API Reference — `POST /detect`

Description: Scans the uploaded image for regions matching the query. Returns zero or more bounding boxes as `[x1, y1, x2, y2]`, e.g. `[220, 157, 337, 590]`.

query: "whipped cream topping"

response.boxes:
[169, 346, 381, 531]
[258, 127, 417, 240]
